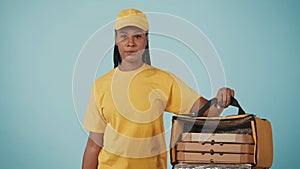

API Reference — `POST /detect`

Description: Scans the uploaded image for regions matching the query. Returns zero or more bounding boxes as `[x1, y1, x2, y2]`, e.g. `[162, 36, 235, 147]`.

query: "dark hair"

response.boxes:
[113, 33, 151, 68]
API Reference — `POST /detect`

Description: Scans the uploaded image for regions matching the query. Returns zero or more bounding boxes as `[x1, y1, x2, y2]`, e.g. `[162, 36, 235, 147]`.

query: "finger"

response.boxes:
[231, 89, 235, 97]
[216, 91, 223, 107]
[226, 89, 231, 107]
[222, 91, 227, 107]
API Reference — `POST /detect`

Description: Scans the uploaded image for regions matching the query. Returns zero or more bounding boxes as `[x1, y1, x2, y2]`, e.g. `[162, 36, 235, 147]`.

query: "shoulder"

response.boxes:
[94, 68, 116, 89]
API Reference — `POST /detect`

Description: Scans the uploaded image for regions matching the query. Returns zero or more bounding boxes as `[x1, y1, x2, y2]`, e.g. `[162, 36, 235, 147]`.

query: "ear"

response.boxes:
[115, 30, 119, 46]
[145, 33, 149, 45]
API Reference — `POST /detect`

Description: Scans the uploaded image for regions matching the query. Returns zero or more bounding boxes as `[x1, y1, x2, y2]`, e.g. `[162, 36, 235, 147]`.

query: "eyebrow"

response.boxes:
[134, 30, 144, 34]
[119, 30, 145, 34]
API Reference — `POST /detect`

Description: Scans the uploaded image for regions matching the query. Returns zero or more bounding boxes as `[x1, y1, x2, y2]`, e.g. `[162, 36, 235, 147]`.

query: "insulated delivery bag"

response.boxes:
[170, 97, 273, 169]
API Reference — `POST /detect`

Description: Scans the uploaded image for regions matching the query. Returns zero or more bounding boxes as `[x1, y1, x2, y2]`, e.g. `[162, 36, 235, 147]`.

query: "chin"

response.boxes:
[123, 55, 142, 63]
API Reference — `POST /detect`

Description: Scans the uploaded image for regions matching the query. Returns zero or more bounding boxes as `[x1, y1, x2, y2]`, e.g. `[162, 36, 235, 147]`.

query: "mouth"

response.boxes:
[125, 51, 138, 55]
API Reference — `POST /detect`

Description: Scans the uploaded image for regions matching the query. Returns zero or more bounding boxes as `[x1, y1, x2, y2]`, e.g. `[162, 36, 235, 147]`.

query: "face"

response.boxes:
[115, 26, 148, 64]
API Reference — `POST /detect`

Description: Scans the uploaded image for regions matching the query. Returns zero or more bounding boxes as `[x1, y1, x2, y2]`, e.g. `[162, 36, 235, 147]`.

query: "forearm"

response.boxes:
[82, 138, 102, 169]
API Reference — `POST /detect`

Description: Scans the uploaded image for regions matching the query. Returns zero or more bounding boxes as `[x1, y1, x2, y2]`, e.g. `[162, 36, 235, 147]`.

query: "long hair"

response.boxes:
[113, 33, 151, 68]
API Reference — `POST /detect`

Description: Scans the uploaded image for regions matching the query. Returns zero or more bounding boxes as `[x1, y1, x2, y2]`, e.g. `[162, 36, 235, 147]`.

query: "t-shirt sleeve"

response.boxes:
[165, 74, 201, 115]
[83, 87, 107, 133]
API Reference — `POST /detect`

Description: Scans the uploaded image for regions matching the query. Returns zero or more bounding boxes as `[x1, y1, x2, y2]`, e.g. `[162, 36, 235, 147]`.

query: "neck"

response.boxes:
[118, 60, 144, 71]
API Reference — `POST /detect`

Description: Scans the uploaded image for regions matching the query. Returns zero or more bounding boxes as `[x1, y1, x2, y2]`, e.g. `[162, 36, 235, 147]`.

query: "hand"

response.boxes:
[216, 87, 235, 108]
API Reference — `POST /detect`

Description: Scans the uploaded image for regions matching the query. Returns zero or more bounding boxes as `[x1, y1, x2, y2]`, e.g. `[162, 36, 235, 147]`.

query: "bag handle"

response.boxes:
[196, 97, 246, 117]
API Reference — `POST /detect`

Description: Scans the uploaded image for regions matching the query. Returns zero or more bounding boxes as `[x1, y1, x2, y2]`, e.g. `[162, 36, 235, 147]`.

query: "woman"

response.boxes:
[82, 8, 234, 169]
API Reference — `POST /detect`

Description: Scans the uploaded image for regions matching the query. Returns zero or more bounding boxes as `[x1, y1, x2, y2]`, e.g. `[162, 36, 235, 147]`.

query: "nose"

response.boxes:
[126, 36, 136, 47]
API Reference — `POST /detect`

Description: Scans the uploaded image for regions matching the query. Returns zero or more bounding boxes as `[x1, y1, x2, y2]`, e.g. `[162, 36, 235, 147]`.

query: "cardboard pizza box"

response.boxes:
[176, 152, 254, 164]
[176, 142, 254, 154]
[181, 133, 254, 144]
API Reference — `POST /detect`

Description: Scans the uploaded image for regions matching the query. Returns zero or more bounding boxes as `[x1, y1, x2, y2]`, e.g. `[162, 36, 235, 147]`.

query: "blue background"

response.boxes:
[1, 0, 299, 168]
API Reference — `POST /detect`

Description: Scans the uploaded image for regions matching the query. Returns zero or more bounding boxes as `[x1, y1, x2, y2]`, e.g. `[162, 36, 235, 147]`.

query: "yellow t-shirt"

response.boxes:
[84, 64, 200, 169]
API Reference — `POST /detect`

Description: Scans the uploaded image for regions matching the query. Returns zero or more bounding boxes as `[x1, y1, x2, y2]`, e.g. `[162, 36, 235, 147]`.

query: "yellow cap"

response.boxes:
[114, 9, 149, 31]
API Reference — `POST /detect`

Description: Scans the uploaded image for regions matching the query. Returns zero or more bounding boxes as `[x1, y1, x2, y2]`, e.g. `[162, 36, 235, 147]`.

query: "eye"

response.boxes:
[134, 34, 142, 39]
[120, 34, 128, 39]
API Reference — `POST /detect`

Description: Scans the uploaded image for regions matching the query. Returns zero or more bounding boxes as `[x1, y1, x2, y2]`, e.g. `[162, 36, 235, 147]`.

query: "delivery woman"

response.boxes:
[82, 8, 235, 169]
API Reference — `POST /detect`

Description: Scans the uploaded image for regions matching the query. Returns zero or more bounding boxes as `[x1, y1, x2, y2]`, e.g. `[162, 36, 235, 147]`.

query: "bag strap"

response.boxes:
[196, 97, 246, 117]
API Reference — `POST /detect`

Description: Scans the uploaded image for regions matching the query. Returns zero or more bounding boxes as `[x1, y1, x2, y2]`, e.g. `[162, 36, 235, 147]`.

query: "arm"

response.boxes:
[82, 132, 104, 169]
[190, 87, 235, 117]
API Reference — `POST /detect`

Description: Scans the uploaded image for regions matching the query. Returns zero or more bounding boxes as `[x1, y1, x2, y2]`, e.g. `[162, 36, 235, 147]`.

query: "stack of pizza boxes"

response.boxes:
[176, 132, 254, 164]
[170, 114, 273, 169]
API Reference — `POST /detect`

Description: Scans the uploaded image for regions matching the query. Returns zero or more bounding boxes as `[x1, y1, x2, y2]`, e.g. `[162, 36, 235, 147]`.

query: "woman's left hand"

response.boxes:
[216, 87, 235, 108]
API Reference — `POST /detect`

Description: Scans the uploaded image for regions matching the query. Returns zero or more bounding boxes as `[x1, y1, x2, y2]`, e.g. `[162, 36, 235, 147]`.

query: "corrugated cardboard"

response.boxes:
[176, 142, 254, 154]
[176, 152, 254, 164]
